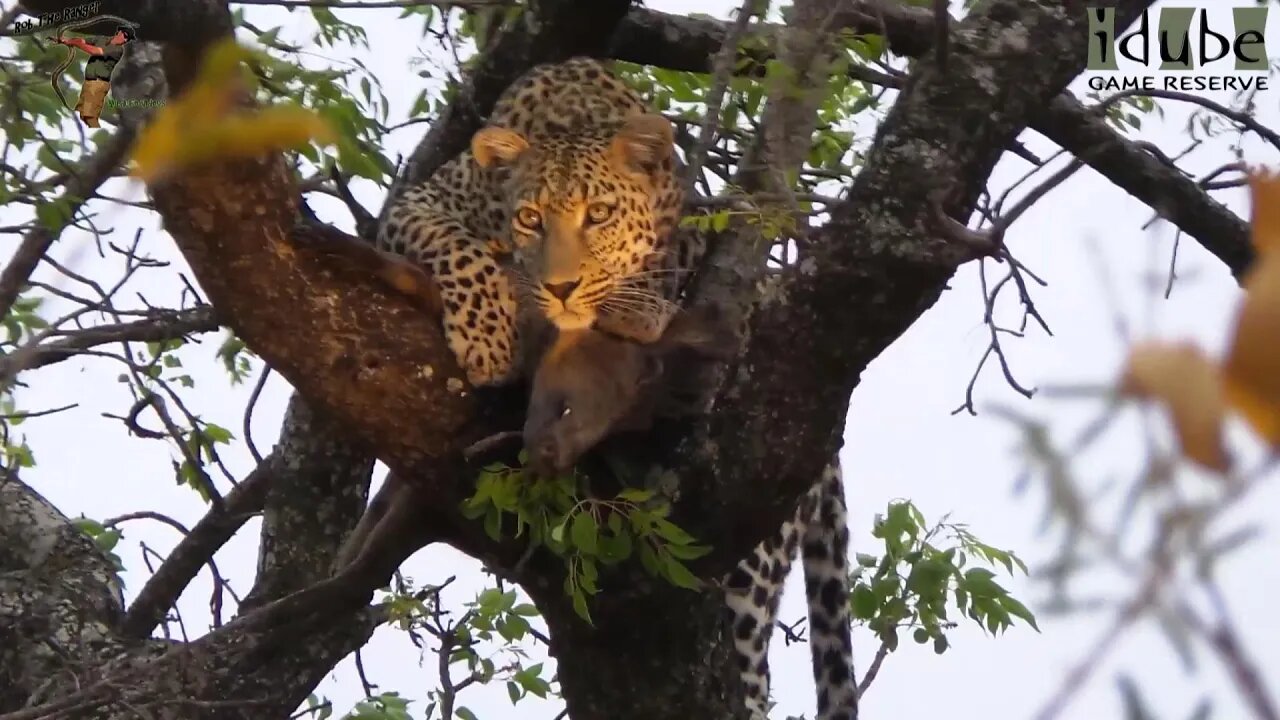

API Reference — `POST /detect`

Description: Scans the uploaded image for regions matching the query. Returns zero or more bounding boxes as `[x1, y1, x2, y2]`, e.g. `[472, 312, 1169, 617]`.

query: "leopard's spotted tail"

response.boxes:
[723, 457, 856, 719]
[801, 460, 857, 720]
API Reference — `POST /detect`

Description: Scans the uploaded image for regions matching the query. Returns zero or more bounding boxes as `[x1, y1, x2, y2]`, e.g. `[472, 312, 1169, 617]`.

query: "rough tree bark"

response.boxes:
[6, 0, 1256, 719]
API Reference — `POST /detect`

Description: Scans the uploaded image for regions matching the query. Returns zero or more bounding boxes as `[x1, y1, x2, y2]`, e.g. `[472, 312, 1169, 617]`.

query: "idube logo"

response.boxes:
[1086, 5, 1271, 92]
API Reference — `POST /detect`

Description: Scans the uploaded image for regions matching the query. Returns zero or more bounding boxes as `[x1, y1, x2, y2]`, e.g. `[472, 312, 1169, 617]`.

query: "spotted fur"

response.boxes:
[379, 57, 689, 386]
[379, 57, 856, 719]
[726, 460, 857, 720]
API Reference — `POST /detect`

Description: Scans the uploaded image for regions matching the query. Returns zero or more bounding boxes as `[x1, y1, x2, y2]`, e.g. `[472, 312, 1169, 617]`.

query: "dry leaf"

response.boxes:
[1248, 167, 1280, 256]
[1220, 168, 1280, 447]
[129, 38, 334, 183]
[1120, 341, 1230, 472]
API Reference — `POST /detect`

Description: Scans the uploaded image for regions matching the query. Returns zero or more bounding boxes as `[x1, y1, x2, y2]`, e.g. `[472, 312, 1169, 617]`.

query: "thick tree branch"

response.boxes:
[0, 306, 217, 379]
[119, 450, 270, 638]
[608, 3, 1254, 281]
[0, 474, 128, 710]
[1035, 93, 1254, 278]
[668, 0, 1159, 575]
[238, 394, 374, 612]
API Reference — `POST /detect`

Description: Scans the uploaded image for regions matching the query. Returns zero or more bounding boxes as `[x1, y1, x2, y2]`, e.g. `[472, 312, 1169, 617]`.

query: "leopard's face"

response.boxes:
[472, 113, 678, 332]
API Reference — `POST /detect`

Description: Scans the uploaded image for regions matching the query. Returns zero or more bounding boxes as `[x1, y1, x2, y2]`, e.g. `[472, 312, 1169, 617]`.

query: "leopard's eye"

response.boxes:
[561, 405, 572, 418]
[515, 206, 542, 231]
[585, 202, 613, 225]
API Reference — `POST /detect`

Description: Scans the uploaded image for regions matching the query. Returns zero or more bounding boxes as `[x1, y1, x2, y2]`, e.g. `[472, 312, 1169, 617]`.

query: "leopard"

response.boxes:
[378, 56, 857, 719]
[380, 57, 689, 388]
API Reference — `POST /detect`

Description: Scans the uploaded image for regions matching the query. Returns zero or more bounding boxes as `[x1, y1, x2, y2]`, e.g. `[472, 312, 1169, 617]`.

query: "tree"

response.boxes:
[0, 0, 1273, 719]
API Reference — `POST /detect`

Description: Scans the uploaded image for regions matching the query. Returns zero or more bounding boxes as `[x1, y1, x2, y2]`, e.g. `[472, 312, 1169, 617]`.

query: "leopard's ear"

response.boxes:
[610, 113, 674, 174]
[472, 126, 530, 167]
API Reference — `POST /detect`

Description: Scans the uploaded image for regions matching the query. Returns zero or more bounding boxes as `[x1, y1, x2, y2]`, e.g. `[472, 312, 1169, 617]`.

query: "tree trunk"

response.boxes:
[535, 583, 744, 720]
[2, 1, 1214, 719]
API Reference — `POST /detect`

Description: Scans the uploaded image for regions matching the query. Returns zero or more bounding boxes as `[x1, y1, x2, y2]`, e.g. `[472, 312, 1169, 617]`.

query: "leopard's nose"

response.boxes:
[545, 279, 581, 302]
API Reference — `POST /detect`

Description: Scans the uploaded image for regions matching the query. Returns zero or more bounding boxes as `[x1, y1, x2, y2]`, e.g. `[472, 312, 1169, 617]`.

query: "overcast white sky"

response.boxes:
[4, 1, 1279, 719]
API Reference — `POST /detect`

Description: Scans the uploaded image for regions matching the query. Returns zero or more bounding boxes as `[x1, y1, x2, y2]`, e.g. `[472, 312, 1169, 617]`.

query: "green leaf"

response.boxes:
[883, 626, 899, 651]
[571, 588, 592, 624]
[638, 541, 661, 577]
[851, 585, 876, 620]
[455, 708, 479, 720]
[653, 518, 696, 545]
[500, 614, 532, 642]
[661, 554, 702, 590]
[203, 422, 234, 444]
[851, 33, 886, 61]
[570, 511, 599, 555]
[511, 603, 540, 617]
[483, 508, 502, 541]
[35, 199, 71, 231]
[97, 528, 122, 552]
[665, 542, 712, 560]
[599, 527, 633, 563]
[1000, 595, 1040, 632]
[618, 487, 655, 503]
[578, 557, 599, 593]
[72, 517, 105, 535]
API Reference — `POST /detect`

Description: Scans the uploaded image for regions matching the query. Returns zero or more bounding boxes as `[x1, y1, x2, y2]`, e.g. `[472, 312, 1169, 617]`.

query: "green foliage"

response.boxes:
[1087, 92, 1160, 133]
[1, 435, 36, 470]
[459, 590, 554, 705]
[70, 516, 126, 574]
[461, 462, 710, 624]
[298, 694, 334, 720]
[140, 336, 194, 389]
[375, 576, 558, 718]
[172, 417, 235, 500]
[851, 500, 1037, 656]
[2, 295, 49, 348]
[342, 692, 411, 720]
[680, 202, 799, 241]
[215, 332, 256, 384]
[237, 10, 393, 186]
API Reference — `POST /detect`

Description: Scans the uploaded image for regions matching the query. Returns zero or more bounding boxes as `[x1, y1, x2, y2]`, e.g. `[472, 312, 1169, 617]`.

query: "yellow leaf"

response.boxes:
[210, 107, 338, 152]
[128, 38, 335, 183]
[1119, 341, 1230, 472]
[1248, 167, 1280, 256]
[1223, 251, 1280, 447]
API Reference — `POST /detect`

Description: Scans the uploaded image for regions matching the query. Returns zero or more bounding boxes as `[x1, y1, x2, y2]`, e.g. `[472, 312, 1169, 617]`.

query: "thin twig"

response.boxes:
[0, 127, 135, 322]
[682, 0, 760, 196]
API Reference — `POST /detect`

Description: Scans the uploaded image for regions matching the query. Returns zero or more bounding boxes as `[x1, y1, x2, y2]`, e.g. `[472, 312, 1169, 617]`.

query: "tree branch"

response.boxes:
[670, 0, 1160, 575]
[1034, 93, 1254, 278]
[119, 452, 271, 638]
[0, 127, 136, 322]
[237, 394, 374, 613]
[383, 0, 638, 202]
[0, 306, 217, 379]
[608, 2, 1254, 282]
